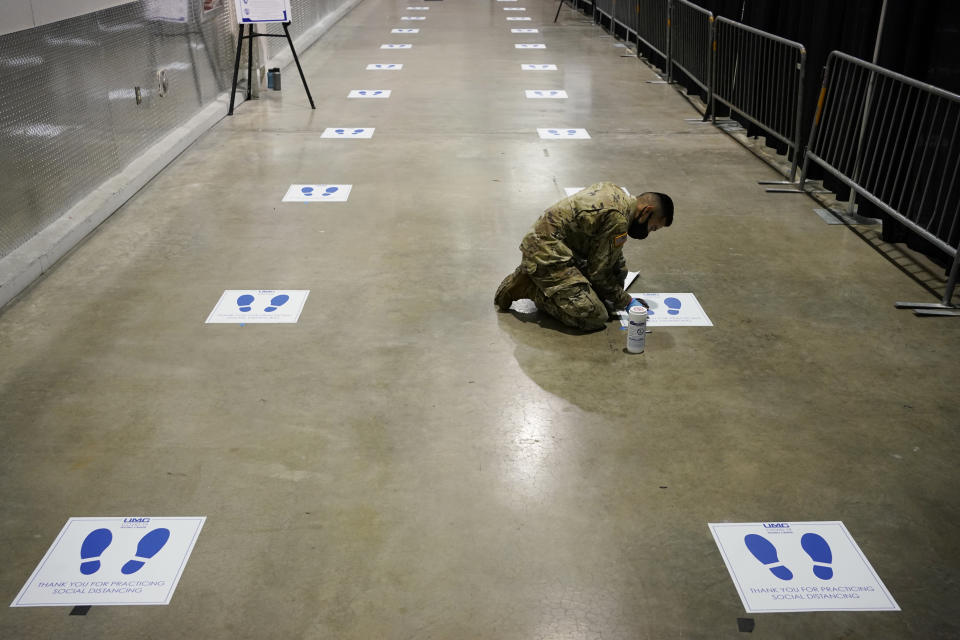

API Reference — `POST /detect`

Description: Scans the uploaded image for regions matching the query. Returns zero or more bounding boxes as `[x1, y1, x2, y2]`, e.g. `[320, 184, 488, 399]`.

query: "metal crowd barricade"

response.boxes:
[635, 0, 670, 79]
[612, 0, 639, 42]
[670, 0, 712, 112]
[594, 0, 613, 27]
[712, 17, 806, 180]
[801, 52, 960, 315]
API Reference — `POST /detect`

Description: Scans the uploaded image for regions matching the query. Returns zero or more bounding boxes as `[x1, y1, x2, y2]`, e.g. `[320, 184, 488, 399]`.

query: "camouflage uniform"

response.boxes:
[514, 182, 636, 330]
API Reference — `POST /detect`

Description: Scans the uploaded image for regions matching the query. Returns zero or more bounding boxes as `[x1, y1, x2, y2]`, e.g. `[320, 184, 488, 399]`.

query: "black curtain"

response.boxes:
[681, 0, 960, 263]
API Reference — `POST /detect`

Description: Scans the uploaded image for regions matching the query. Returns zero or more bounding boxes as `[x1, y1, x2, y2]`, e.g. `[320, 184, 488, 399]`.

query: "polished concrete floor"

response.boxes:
[2, 0, 960, 638]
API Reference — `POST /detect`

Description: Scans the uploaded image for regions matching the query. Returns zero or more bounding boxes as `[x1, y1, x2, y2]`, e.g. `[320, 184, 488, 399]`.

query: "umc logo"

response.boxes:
[122, 517, 151, 528]
[763, 522, 790, 529]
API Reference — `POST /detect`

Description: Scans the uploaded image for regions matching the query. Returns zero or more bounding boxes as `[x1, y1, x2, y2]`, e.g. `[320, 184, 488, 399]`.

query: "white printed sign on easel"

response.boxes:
[234, 0, 291, 23]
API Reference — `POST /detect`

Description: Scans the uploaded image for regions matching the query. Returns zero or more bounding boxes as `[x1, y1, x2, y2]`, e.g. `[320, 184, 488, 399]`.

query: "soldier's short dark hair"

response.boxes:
[642, 192, 674, 227]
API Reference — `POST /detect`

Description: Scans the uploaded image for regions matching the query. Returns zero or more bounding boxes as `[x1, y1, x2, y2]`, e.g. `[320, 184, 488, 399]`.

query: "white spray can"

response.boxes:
[627, 305, 647, 354]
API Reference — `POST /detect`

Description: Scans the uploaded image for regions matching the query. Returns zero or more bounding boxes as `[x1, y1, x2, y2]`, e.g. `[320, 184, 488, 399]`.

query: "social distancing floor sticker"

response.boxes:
[526, 89, 567, 98]
[380, 44, 412, 49]
[321, 127, 375, 138]
[506, 16, 532, 20]
[367, 63, 402, 70]
[391, 28, 419, 33]
[624, 292, 712, 326]
[511, 28, 538, 33]
[709, 522, 900, 613]
[206, 290, 310, 324]
[348, 89, 391, 98]
[515, 43, 546, 49]
[283, 184, 352, 202]
[522, 63, 557, 70]
[12, 517, 205, 607]
[538, 128, 590, 139]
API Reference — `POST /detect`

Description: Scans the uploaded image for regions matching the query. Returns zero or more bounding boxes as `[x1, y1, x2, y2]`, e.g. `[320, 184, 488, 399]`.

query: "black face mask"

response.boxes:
[627, 217, 650, 240]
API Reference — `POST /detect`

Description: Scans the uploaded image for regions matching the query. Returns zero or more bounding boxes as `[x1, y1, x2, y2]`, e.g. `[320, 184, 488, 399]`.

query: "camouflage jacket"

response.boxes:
[519, 182, 635, 307]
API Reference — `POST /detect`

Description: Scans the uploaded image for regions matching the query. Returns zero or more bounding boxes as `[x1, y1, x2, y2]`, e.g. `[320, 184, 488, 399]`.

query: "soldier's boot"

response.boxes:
[494, 266, 535, 311]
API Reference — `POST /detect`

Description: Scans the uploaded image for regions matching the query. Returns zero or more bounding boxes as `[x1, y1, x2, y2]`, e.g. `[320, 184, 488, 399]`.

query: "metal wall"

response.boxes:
[0, 0, 348, 261]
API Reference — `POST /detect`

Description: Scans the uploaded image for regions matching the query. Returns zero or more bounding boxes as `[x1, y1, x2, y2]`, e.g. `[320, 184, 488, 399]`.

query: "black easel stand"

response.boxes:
[554, 0, 564, 23]
[228, 22, 315, 115]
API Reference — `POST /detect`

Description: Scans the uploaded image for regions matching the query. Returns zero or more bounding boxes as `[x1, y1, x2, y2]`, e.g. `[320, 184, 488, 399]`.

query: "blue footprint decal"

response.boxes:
[121, 528, 170, 575]
[237, 294, 255, 312]
[352, 128, 365, 135]
[264, 294, 290, 312]
[80, 528, 112, 575]
[801, 533, 834, 580]
[665, 297, 682, 315]
[744, 534, 794, 580]
[300, 186, 315, 197]
[320, 186, 339, 197]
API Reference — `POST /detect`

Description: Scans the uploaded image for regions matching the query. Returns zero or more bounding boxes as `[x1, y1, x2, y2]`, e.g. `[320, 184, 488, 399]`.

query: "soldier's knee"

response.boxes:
[553, 284, 607, 330]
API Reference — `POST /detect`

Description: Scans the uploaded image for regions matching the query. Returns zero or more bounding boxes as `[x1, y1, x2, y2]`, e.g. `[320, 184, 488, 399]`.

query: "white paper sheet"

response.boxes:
[521, 63, 557, 70]
[366, 63, 403, 70]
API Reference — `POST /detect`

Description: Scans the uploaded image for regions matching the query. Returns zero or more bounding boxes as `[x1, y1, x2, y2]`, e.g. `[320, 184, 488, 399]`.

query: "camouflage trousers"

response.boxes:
[525, 270, 609, 331]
